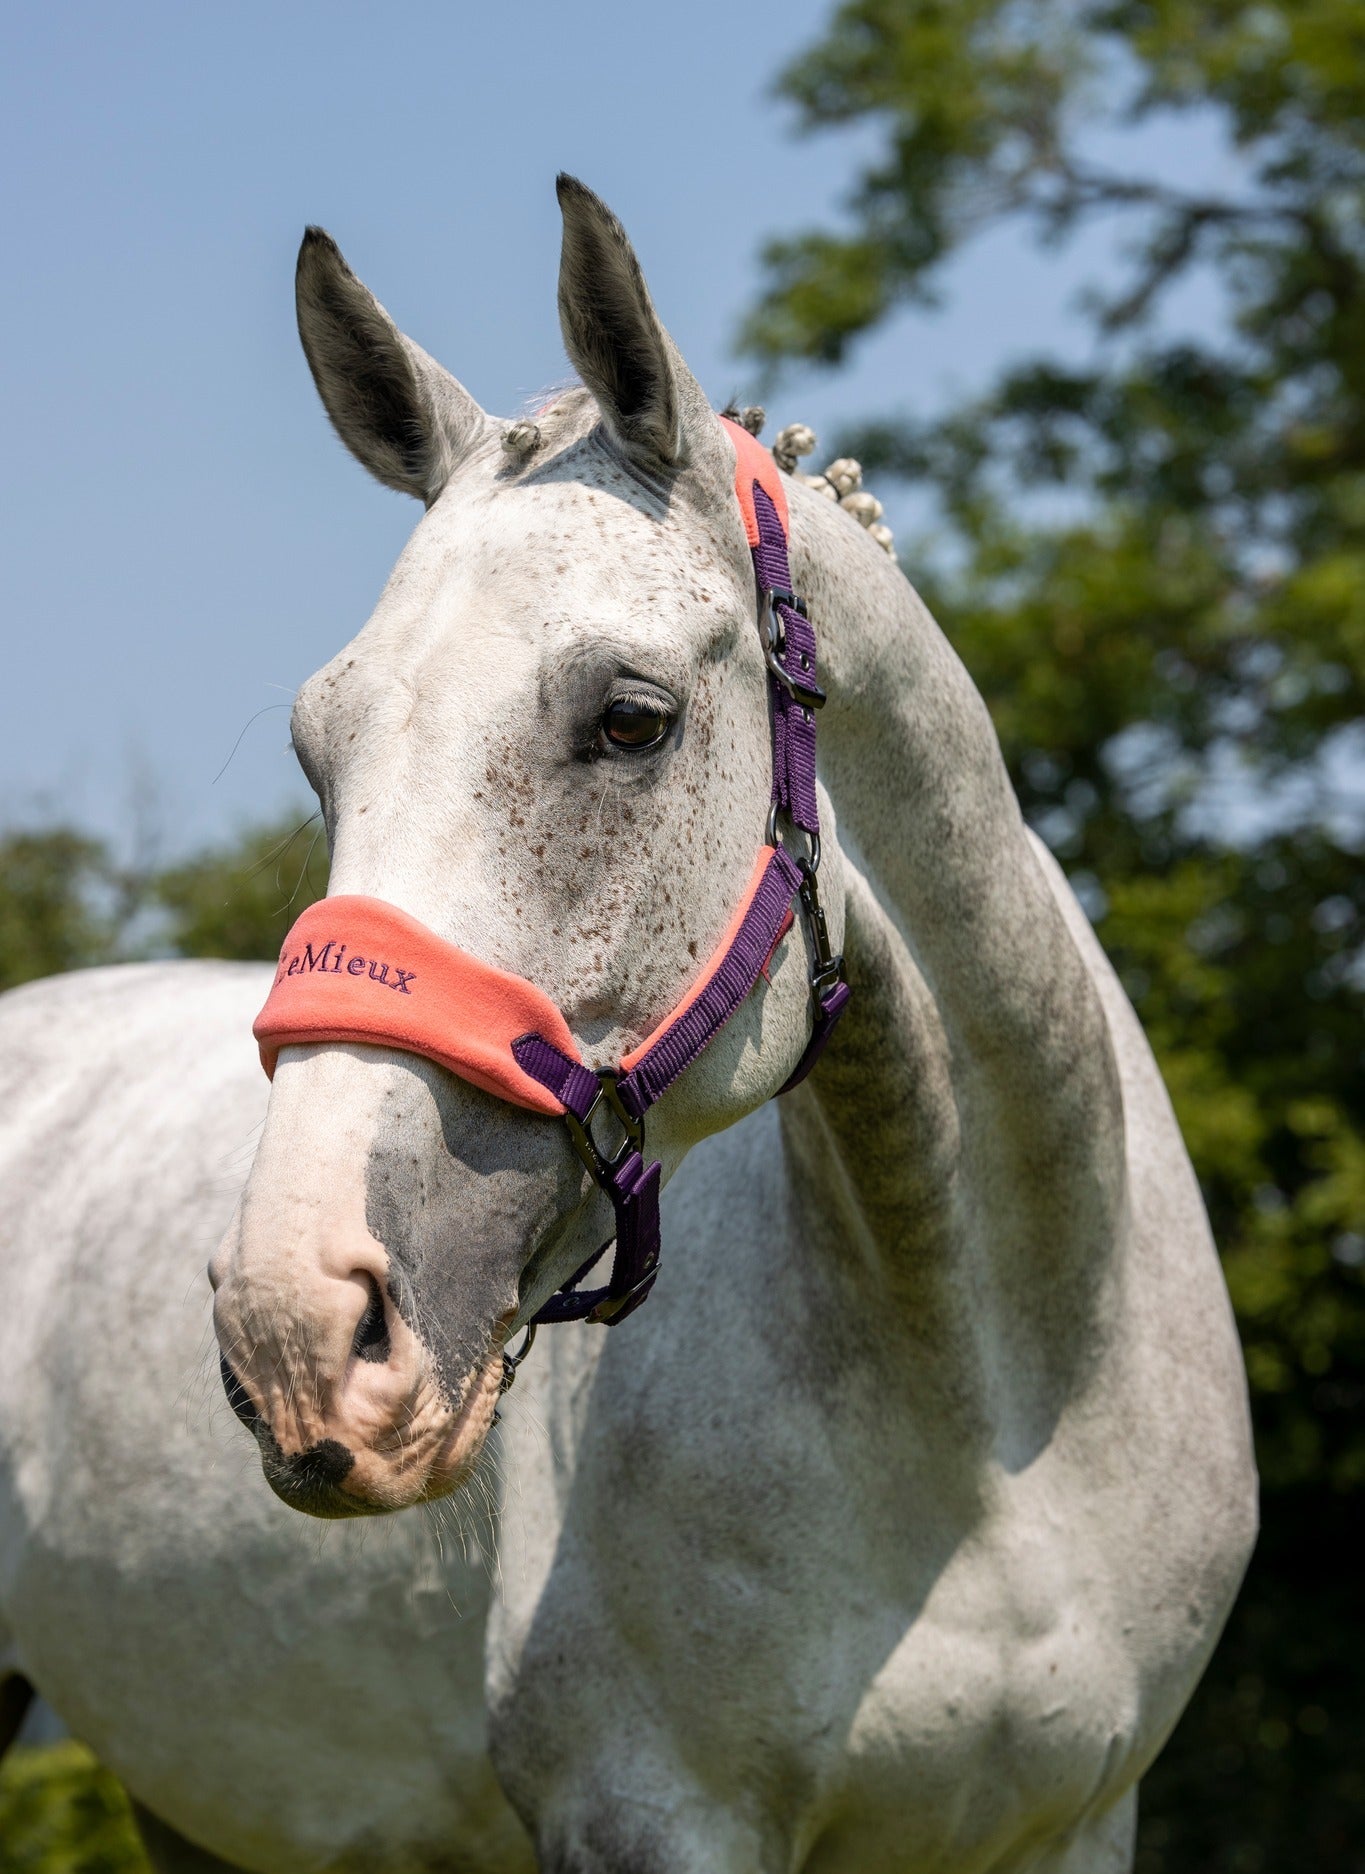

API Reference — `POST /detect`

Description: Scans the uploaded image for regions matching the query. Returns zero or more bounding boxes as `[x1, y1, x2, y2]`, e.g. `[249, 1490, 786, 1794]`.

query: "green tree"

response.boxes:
[0, 1743, 146, 1874]
[0, 810, 328, 996]
[744, 4, 1364, 1868]
[155, 811, 327, 961]
[0, 829, 122, 992]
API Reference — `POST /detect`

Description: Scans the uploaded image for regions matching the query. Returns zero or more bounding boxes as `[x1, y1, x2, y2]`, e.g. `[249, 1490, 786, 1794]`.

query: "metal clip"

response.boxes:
[588, 1261, 659, 1325]
[797, 859, 844, 1002]
[498, 1322, 537, 1397]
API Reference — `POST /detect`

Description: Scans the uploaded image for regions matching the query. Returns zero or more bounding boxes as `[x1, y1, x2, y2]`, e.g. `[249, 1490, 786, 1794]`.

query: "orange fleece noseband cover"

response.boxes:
[255, 895, 585, 1116]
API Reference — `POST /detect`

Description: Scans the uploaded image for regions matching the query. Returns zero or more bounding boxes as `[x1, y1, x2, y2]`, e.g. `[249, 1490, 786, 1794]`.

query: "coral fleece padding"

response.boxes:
[255, 847, 794, 1117]
[253, 895, 578, 1115]
[720, 416, 789, 548]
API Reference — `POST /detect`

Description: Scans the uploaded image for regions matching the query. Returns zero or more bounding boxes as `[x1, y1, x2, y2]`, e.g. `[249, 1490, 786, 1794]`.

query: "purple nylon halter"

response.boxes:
[506, 438, 851, 1334]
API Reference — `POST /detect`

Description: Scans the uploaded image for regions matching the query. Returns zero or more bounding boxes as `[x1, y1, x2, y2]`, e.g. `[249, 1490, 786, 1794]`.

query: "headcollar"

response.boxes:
[253, 417, 850, 1342]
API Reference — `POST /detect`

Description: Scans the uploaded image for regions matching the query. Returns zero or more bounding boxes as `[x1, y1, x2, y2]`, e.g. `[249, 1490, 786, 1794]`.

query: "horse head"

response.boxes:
[209, 178, 838, 1516]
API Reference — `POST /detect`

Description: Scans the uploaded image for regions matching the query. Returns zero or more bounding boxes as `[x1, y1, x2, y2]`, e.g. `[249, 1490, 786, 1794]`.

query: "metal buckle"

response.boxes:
[764, 590, 827, 710]
[588, 1261, 659, 1325]
[561, 1071, 644, 1185]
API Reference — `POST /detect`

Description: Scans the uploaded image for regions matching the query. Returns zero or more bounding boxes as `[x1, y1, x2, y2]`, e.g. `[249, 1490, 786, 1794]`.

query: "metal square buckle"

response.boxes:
[764, 590, 827, 710]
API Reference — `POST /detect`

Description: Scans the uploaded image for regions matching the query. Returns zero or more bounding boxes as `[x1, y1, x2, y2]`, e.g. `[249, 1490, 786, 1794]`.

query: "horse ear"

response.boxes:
[295, 228, 486, 504]
[555, 176, 714, 472]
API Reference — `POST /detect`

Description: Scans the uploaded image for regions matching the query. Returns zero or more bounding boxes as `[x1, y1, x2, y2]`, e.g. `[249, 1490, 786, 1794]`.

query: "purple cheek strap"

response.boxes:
[502, 419, 850, 1327]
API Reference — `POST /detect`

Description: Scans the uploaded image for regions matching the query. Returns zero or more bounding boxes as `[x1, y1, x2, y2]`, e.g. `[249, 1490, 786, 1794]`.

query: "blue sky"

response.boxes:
[2, 2, 1239, 856]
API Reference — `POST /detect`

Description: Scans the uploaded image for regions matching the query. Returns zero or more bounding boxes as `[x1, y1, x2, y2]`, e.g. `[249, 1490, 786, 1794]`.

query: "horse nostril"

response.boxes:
[352, 1274, 392, 1365]
[219, 1356, 260, 1428]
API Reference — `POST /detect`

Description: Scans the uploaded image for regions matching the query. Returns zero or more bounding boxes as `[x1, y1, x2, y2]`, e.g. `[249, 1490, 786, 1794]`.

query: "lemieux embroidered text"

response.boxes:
[275, 940, 416, 994]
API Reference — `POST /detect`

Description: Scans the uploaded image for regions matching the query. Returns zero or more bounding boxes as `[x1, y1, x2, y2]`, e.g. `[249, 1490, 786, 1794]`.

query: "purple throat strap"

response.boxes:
[505, 448, 850, 1333]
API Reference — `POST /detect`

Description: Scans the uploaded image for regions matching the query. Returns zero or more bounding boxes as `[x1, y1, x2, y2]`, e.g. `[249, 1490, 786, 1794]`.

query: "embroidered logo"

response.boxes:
[275, 939, 416, 994]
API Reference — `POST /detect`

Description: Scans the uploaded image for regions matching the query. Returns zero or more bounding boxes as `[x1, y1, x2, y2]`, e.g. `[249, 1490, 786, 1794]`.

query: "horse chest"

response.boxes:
[495, 1401, 1145, 1874]
[812, 1548, 1140, 1870]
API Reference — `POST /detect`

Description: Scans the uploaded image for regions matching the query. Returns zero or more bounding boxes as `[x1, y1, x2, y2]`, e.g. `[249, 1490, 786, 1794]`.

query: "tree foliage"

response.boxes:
[0, 1742, 146, 1874]
[154, 812, 328, 961]
[0, 812, 327, 989]
[746, 3, 1364, 1866]
[0, 831, 122, 994]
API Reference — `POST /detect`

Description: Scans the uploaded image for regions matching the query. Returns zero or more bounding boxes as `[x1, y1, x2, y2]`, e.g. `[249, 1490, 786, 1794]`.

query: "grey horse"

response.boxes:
[0, 178, 1256, 1872]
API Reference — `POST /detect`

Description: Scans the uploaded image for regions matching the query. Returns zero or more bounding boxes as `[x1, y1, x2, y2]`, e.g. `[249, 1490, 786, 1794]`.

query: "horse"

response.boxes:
[0, 177, 1256, 1872]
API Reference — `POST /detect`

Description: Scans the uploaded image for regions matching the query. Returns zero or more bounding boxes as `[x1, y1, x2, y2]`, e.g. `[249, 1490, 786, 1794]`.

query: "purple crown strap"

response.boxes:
[752, 482, 820, 840]
[617, 846, 803, 1119]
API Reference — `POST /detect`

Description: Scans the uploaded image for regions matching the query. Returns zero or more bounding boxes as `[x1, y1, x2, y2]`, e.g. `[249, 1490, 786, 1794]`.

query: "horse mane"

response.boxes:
[719, 405, 896, 557]
[503, 393, 897, 559]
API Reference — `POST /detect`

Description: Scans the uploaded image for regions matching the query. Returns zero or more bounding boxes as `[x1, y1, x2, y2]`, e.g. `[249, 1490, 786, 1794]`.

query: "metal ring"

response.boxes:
[766, 803, 820, 874]
[562, 1073, 643, 1182]
[499, 1321, 537, 1395]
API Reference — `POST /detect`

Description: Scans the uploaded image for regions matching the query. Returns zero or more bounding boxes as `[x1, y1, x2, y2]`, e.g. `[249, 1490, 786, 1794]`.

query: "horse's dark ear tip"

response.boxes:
[297, 229, 350, 303]
[298, 226, 338, 266]
[555, 173, 597, 215]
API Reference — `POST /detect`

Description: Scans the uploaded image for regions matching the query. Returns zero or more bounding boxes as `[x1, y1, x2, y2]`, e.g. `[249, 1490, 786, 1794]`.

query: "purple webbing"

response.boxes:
[533, 1150, 661, 1324]
[509, 1033, 664, 1326]
[534, 1239, 610, 1321]
[752, 482, 820, 838]
[605, 1152, 661, 1318]
[616, 846, 803, 1119]
[509, 1035, 600, 1119]
[779, 977, 851, 1094]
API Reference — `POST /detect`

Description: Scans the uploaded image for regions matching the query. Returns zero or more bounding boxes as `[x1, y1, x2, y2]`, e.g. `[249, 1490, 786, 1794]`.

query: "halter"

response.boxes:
[252, 417, 849, 1345]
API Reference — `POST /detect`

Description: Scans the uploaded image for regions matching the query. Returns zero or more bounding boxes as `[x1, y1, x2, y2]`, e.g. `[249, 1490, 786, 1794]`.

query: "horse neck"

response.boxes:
[782, 488, 971, 1273]
[778, 480, 1126, 1377]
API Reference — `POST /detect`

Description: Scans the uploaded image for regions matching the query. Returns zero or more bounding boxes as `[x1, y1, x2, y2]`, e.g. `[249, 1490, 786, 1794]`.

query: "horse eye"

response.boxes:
[600, 695, 672, 752]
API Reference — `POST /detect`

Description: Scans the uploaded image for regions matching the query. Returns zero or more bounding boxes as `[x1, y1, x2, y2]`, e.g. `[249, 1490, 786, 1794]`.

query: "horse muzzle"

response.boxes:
[211, 1231, 504, 1518]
